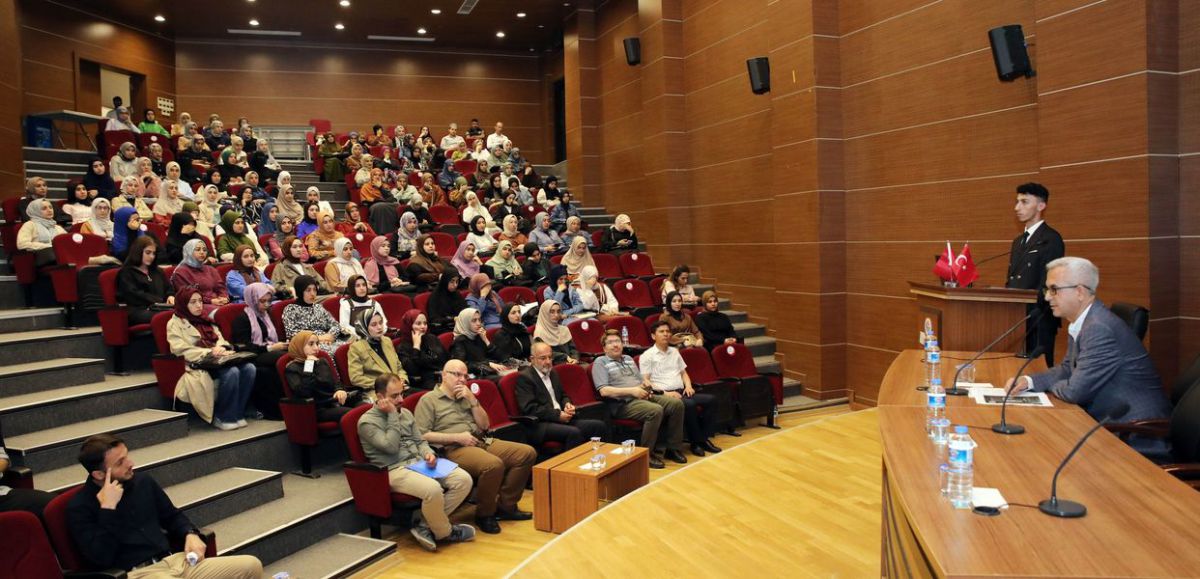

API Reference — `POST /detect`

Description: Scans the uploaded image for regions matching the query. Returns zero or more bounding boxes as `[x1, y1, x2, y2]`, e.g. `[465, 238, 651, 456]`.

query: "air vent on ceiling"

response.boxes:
[458, 0, 479, 15]
[227, 29, 302, 36]
[367, 35, 436, 42]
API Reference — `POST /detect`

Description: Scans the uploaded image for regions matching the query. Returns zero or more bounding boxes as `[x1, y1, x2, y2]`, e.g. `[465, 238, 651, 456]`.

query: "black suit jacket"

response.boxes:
[515, 366, 571, 423]
[1006, 222, 1064, 291]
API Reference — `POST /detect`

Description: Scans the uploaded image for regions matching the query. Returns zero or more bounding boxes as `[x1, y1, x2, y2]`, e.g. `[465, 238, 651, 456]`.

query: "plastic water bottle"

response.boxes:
[946, 425, 976, 509]
[922, 319, 934, 386]
[926, 336, 941, 388]
[926, 378, 946, 438]
[620, 326, 629, 347]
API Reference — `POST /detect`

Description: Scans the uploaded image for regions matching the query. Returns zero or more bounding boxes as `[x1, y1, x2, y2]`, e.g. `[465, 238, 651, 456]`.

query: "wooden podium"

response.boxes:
[907, 281, 1037, 353]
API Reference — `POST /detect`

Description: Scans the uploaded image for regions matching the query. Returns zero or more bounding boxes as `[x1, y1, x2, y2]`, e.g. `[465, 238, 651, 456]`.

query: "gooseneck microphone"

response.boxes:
[946, 310, 1040, 396]
[992, 345, 1044, 435]
[1038, 402, 1131, 518]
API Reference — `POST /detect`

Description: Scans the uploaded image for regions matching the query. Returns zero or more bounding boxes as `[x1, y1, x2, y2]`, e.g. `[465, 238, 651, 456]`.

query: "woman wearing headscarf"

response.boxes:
[234, 186, 262, 226]
[228, 282, 288, 420]
[268, 215, 309, 262]
[282, 275, 353, 354]
[80, 197, 115, 241]
[662, 291, 703, 348]
[345, 143, 365, 175]
[62, 181, 96, 225]
[450, 308, 507, 379]
[461, 192, 498, 234]
[153, 179, 186, 229]
[537, 175, 563, 210]
[367, 201, 399, 239]
[560, 216, 591, 250]
[196, 184, 224, 239]
[336, 202, 376, 238]
[425, 271, 466, 335]
[204, 167, 227, 193]
[338, 274, 385, 330]
[305, 211, 344, 261]
[109, 142, 141, 182]
[296, 202, 322, 239]
[112, 176, 153, 221]
[497, 214, 528, 250]
[695, 290, 740, 351]
[407, 193, 435, 232]
[17, 199, 66, 265]
[133, 157, 162, 201]
[394, 309, 447, 391]
[84, 158, 117, 199]
[171, 238, 227, 316]
[161, 161, 194, 201]
[217, 148, 245, 184]
[521, 243, 551, 286]
[257, 202, 278, 236]
[274, 184, 305, 224]
[450, 240, 482, 279]
[661, 264, 700, 307]
[405, 235, 447, 290]
[285, 330, 362, 423]
[600, 214, 639, 255]
[216, 210, 267, 268]
[226, 245, 271, 304]
[167, 287, 257, 430]
[392, 211, 421, 259]
[480, 174, 506, 206]
[529, 211, 564, 255]
[346, 309, 405, 394]
[491, 303, 532, 364]
[484, 240, 526, 287]
[490, 190, 522, 225]
[324, 237, 369, 294]
[318, 131, 346, 182]
[109, 206, 145, 262]
[465, 215, 497, 257]
[572, 265, 622, 322]
[362, 236, 415, 294]
[117, 236, 171, 325]
[539, 264, 582, 317]
[358, 168, 391, 205]
[560, 236, 595, 281]
[271, 236, 329, 297]
[465, 273, 503, 329]
[532, 299, 580, 365]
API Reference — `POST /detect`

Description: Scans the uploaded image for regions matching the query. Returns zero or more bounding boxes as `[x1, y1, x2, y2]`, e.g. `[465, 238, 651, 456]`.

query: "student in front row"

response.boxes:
[358, 373, 476, 552]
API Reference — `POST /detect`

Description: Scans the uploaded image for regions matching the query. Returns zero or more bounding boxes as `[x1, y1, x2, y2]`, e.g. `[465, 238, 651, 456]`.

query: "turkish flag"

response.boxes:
[955, 243, 979, 286]
[933, 241, 955, 282]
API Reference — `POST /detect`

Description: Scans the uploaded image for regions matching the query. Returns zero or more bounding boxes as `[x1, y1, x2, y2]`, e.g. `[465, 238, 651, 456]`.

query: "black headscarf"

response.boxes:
[293, 275, 320, 307]
[427, 272, 467, 322]
[83, 159, 116, 199]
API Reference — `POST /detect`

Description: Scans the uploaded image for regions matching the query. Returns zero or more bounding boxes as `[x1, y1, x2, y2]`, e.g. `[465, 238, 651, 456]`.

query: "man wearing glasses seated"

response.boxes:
[591, 330, 686, 469]
[414, 360, 536, 535]
[1008, 257, 1170, 437]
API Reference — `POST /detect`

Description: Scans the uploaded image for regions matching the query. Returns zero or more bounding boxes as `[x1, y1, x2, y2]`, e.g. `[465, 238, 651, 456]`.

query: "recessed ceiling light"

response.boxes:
[249, 19, 259, 26]
[517, 12, 526, 18]
[496, 31, 505, 38]
[335, 23, 345, 30]
[417, 27, 427, 34]
[154, 14, 165, 22]
[430, 8, 441, 14]
[563, 2, 570, 5]
[537, 24, 544, 28]
[339, 0, 350, 5]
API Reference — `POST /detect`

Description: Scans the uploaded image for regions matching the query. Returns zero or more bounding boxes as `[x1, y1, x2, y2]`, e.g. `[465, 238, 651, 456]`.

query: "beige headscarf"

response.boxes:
[560, 236, 595, 276]
[533, 300, 572, 346]
[453, 307, 480, 339]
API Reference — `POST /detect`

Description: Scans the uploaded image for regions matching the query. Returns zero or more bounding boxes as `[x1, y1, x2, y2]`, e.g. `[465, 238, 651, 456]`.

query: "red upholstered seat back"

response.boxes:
[43, 485, 87, 572]
[567, 318, 604, 356]
[554, 363, 599, 404]
[0, 511, 64, 579]
[340, 403, 373, 464]
[214, 303, 247, 340]
[498, 372, 521, 415]
[680, 347, 721, 384]
[612, 278, 654, 308]
[619, 252, 656, 278]
[711, 342, 758, 378]
[605, 316, 651, 348]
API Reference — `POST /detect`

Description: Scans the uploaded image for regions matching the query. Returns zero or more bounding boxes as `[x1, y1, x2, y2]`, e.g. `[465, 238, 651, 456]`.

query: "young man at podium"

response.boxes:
[1006, 183, 1065, 365]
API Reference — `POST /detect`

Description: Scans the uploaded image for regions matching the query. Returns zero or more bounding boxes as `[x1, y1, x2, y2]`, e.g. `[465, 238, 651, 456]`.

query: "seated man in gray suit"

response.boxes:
[1009, 257, 1170, 431]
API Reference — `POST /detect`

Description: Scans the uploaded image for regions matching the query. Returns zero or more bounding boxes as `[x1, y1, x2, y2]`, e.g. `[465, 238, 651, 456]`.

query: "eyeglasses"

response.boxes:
[1042, 284, 1091, 297]
[445, 370, 468, 378]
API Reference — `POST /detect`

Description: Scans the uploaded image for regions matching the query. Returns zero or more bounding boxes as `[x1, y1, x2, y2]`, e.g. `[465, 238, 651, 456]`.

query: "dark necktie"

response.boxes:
[1020, 231, 1030, 249]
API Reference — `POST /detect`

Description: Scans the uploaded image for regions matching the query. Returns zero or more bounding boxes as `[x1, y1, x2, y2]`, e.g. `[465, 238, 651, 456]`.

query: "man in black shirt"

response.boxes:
[1005, 182, 1065, 365]
[66, 434, 261, 577]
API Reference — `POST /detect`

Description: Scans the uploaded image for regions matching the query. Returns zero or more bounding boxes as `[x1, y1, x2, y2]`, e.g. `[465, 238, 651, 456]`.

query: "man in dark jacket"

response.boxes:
[1006, 182, 1065, 365]
[515, 342, 608, 449]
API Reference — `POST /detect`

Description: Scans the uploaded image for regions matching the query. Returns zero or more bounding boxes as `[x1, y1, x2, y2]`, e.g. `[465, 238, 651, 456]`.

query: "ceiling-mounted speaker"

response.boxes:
[988, 25, 1035, 81]
[747, 57, 770, 94]
[623, 37, 641, 66]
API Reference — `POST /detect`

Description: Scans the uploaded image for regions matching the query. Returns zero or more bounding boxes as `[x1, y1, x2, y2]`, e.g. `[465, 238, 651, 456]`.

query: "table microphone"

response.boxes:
[991, 345, 1043, 435]
[946, 310, 1039, 396]
[1038, 402, 1131, 518]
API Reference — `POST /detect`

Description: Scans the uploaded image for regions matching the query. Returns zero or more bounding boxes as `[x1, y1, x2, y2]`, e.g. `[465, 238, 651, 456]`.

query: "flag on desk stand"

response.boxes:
[955, 243, 979, 287]
[933, 241, 956, 282]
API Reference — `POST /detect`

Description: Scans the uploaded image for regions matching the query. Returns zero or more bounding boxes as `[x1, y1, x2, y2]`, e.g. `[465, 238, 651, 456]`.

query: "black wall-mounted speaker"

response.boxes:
[988, 25, 1035, 81]
[623, 37, 641, 66]
[747, 57, 770, 94]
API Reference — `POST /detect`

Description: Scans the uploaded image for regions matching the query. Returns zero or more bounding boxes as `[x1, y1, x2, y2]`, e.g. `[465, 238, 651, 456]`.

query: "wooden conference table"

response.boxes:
[878, 350, 1200, 577]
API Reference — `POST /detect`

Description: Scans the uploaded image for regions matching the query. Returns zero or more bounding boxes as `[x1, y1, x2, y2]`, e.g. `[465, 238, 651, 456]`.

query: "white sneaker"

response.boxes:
[212, 419, 239, 431]
[236, 419, 248, 428]
[410, 525, 437, 552]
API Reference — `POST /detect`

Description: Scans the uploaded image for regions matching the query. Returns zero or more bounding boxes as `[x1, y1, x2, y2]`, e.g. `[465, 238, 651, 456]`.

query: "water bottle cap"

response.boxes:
[931, 378, 942, 385]
[954, 425, 968, 434]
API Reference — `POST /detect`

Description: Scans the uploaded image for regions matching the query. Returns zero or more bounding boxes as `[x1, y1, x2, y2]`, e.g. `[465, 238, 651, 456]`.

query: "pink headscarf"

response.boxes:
[242, 282, 278, 346]
[450, 240, 480, 278]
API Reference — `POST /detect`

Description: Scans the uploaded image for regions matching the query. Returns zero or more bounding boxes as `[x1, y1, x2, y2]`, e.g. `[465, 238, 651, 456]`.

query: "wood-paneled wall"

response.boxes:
[1, 0, 24, 196]
[576, 0, 1196, 404]
[19, 0, 177, 152]
[175, 41, 553, 163]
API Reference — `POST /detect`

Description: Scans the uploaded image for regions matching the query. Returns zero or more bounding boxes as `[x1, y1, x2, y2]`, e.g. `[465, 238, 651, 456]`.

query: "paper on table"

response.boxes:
[955, 382, 995, 389]
[972, 487, 1008, 509]
[405, 458, 459, 479]
[969, 388, 1053, 407]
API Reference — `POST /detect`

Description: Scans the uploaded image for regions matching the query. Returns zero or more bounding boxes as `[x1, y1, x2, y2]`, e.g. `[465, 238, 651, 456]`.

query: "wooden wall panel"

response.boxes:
[0, 0, 22, 197]
[1037, 76, 1151, 168]
[1034, 0, 1149, 93]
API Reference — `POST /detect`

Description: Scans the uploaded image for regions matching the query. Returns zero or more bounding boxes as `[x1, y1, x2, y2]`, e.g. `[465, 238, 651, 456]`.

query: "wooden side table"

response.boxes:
[533, 442, 649, 533]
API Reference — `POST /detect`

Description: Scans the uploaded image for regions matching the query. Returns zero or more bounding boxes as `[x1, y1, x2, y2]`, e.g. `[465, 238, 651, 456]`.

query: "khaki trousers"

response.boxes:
[444, 439, 537, 517]
[388, 465, 473, 538]
[127, 553, 262, 579]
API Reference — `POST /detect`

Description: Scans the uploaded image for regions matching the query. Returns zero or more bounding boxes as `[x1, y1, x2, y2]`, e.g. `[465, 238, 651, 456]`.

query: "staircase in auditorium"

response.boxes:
[0, 147, 806, 576]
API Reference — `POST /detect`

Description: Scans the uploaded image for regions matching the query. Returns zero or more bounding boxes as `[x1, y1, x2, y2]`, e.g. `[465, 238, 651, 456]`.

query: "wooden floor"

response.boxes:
[354, 406, 881, 578]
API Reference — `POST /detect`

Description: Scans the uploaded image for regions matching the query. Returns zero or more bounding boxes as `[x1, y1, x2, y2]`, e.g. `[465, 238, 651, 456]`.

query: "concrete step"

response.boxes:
[6, 408, 189, 473]
[754, 355, 781, 375]
[0, 307, 65, 333]
[722, 309, 748, 324]
[0, 327, 105, 365]
[744, 335, 776, 357]
[263, 533, 396, 579]
[0, 371, 160, 437]
[23, 147, 99, 165]
[0, 357, 107, 396]
[213, 469, 365, 565]
[33, 419, 291, 493]
[692, 283, 715, 296]
[733, 322, 766, 339]
[782, 378, 803, 399]
[0, 277, 31, 309]
[166, 467, 286, 529]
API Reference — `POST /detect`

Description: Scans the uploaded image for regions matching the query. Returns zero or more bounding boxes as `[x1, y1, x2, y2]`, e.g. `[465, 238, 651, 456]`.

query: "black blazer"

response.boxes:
[514, 366, 571, 423]
[1006, 222, 1065, 291]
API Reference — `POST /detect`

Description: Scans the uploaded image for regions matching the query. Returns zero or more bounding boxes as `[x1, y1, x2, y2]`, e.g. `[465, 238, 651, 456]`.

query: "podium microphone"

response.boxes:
[1038, 402, 1131, 518]
[992, 345, 1044, 435]
[946, 310, 1037, 396]
[973, 249, 1012, 268]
